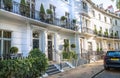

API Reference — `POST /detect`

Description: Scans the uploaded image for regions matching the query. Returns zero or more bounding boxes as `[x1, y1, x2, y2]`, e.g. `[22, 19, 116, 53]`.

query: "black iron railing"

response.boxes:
[82, 27, 94, 34]
[82, 27, 119, 39]
[0, 1, 75, 30]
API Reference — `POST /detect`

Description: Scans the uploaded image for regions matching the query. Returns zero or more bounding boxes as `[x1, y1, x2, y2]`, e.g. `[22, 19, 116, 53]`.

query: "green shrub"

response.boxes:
[40, 3, 45, 20]
[71, 44, 76, 48]
[28, 48, 48, 77]
[62, 51, 70, 59]
[10, 46, 18, 54]
[100, 48, 102, 51]
[72, 19, 76, 24]
[46, 9, 52, 14]
[60, 16, 66, 21]
[62, 51, 78, 60]
[94, 28, 97, 34]
[70, 51, 78, 60]
[0, 49, 48, 78]
[3, 0, 12, 11]
[20, 0, 26, 15]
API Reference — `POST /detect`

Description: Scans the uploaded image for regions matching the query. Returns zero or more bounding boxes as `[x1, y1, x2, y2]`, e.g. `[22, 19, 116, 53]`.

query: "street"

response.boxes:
[94, 69, 120, 78]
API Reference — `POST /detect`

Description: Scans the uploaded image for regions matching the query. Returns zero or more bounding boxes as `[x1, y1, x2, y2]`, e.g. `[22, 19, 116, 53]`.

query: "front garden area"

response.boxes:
[0, 48, 48, 78]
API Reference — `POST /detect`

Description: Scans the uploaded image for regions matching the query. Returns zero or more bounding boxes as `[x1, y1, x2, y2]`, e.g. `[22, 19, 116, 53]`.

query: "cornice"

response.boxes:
[86, 0, 120, 19]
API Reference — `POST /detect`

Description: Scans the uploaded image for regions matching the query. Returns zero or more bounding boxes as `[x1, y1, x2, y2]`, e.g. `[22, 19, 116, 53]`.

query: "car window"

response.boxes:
[107, 51, 120, 57]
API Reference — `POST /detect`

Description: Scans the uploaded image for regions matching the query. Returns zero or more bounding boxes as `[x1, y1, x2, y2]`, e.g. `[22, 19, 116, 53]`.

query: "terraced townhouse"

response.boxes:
[0, 0, 120, 68]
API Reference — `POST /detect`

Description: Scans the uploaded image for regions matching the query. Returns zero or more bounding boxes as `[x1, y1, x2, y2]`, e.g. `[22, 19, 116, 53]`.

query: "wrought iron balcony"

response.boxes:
[0, 1, 75, 31]
[82, 27, 120, 39]
[82, 27, 94, 35]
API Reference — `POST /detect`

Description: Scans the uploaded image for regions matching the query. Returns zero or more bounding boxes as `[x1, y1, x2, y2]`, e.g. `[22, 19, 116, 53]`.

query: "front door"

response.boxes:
[48, 41, 53, 61]
[48, 34, 53, 61]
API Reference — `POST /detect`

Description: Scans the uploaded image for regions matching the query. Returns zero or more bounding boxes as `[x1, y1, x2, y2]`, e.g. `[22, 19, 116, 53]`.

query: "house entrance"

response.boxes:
[47, 35, 53, 61]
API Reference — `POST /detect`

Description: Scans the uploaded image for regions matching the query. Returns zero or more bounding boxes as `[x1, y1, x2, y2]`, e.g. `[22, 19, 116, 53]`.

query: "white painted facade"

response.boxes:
[74, 0, 120, 57]
[0, 0, 80, 62]
[1, 0, 120, 63]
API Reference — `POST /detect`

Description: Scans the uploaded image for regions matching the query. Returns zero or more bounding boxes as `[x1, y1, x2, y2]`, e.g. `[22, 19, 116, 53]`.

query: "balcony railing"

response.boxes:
[82, 27, 94, 34]
[82, 27, 120, 39]
[0, 1, 76, 31]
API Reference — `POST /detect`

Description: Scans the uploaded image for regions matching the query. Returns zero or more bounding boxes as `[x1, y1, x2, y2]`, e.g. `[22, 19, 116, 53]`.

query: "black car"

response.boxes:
[104, 51, 120, 70]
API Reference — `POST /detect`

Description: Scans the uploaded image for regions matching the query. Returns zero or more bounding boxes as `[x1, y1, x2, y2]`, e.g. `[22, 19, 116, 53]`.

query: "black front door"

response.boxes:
[48, 41, 53, 61]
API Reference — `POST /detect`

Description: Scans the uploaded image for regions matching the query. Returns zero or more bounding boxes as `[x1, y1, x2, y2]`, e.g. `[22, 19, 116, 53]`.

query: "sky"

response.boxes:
[92, 0, 117, 11]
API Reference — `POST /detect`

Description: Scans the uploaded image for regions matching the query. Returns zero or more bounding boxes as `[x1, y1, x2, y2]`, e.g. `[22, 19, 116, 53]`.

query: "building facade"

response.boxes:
[0, 0, 120, 64]
[0, 0, 80, 63]
[74, 0, 120, 62]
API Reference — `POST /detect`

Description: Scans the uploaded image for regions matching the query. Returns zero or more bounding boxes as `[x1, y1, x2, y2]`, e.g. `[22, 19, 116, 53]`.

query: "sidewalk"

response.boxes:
[45, 60, 104, 78]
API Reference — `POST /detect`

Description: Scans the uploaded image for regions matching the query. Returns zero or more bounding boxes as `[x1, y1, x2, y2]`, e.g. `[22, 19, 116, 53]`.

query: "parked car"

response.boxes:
[104, 51, 120, 70]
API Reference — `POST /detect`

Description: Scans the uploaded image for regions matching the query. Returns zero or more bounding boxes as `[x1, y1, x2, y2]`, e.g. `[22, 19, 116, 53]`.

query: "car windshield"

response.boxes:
[107, 51, 120, 57]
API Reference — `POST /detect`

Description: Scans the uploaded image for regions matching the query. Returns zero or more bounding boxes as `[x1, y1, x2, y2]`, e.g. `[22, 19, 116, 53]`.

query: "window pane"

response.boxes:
[0, 30, 1, 37]
[33, 32, 39, 38]
[33, 39, 39, 49]
[3, 31, 11, 38]
[3, 40, 11, 55]
[107, 51, 120, 57]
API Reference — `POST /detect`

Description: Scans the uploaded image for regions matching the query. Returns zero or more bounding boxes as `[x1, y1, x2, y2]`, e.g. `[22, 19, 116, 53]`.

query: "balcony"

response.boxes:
[82, 27, 120, 40]
[0, 1, 75, 31]
[82, 27, 94, 35]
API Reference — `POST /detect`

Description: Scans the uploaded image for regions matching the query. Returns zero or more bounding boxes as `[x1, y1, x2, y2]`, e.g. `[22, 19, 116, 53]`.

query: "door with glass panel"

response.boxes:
[47, 35, 53, 61]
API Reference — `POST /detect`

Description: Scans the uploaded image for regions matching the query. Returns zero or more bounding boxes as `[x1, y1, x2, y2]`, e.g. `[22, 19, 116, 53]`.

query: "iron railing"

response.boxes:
[0, 0, 76, 31]
[82, 27, 120, 39]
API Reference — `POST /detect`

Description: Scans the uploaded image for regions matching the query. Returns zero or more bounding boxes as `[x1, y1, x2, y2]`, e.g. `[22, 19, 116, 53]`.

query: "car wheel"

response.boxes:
[104, 66, 110, 70]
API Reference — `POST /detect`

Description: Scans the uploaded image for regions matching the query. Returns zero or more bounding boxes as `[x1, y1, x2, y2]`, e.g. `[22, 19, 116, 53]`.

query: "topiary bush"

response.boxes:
[20, 0, 27, 15]
[71, 44, 76, 48]
[46, 9, 52, 14]
[10, 46, 18, 54]
[40, 3, 45, 21]
[60, 16, 66, 21]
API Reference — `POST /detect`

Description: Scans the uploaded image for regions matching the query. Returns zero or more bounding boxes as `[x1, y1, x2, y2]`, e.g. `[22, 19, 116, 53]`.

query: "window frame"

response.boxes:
[0, 30, 11, 57]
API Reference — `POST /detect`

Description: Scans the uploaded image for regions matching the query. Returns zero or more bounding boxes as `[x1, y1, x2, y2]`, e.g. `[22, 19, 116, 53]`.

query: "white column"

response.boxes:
[75, 34, 80, 57]
[41, 31, 47, 54]
[53, 33, 60, 62]
[25, 23, 32, 57]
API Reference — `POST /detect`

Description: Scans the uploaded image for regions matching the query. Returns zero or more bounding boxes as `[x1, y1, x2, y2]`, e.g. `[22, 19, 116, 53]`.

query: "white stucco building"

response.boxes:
[0, 0, 81, 63]
[0, 0, 120, 64]
[73, 0, 120, 62]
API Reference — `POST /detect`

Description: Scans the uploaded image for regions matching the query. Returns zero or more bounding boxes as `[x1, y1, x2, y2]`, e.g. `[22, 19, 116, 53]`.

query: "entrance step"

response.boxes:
[46, 64, 61, 76]
[57, 62, 72, 71]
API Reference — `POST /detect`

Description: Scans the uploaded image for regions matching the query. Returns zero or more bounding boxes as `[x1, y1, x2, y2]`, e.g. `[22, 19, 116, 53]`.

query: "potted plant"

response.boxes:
[72, 19, 76, 24]
[94, 28, 97, 35]
[10, 46, 18, 58]
[63, 42, 69, 52]
[20, 0, 26, 16]
[110, 32, 113, 38]
[104, 29, 108, 37]
[46, 9, 53, 23]
[26, 3, 30, 17]
[71, 44, 76, 48]
[40, 3, 46, 21]
[96, 47, 99, 54]
[3, 0, 12, 11]
[60, 16, 66, 26]
[98, 29, 102, 36]
[61, 16, 66, 21]
[46, 9, 52, 16]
